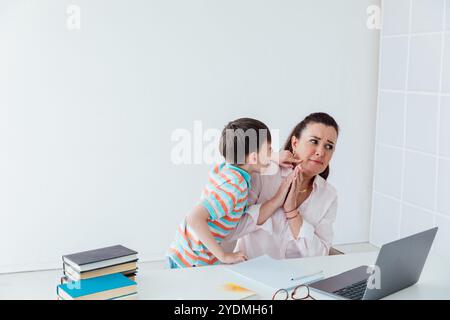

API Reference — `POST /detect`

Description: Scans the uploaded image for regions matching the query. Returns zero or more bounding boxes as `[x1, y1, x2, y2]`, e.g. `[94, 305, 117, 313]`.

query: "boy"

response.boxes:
[167, 118, 290, 268]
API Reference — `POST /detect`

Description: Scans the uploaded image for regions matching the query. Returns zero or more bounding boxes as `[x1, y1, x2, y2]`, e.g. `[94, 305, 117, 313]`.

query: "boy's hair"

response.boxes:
[219, 118, 271, 165]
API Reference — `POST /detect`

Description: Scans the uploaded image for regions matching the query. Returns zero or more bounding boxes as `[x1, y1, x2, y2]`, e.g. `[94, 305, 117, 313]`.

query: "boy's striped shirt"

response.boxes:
[167, 162, 251, 267]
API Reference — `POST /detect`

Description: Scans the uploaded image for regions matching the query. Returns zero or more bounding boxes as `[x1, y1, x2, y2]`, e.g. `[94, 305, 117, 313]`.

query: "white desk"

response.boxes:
[1, 251, 449, 300]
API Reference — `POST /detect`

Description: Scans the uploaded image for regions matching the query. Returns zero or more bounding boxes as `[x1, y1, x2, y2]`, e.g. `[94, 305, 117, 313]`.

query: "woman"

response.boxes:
[225, 112, 339, 260]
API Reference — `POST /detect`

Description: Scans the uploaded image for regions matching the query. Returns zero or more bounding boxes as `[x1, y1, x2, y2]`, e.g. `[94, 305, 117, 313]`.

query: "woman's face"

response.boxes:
[291, 122, 338, 177]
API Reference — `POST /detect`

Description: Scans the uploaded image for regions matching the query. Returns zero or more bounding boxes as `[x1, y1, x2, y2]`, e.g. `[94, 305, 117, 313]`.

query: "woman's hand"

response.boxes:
[270, 170, 296, 208]
[275, 150, 302, 169]
[283, 165, 304, 212]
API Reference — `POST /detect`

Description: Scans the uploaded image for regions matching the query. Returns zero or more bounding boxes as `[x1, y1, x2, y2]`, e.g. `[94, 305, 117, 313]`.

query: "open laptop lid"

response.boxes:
[362, 227, 438, 300]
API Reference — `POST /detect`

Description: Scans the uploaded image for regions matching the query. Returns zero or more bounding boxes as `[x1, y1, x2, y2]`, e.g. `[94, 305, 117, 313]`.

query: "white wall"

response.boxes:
[0, 0, 379, 272]
[371, 0, 450, 262]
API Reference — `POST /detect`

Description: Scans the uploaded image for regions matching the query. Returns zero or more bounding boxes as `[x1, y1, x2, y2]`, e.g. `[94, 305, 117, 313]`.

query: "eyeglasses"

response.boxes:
[272, 285, 316, 300]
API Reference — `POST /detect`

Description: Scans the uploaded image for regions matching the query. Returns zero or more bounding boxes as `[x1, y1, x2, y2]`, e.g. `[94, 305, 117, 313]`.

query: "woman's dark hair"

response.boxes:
[283, 112, 339, 180]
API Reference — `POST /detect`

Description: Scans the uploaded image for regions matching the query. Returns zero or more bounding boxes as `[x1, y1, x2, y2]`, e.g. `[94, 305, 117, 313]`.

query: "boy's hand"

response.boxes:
[277, 150, 302, 168]
[219, 251, 248, 264]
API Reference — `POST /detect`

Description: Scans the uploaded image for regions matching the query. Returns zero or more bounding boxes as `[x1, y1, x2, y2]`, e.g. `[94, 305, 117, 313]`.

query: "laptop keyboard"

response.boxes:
[332, 280, 367, 300]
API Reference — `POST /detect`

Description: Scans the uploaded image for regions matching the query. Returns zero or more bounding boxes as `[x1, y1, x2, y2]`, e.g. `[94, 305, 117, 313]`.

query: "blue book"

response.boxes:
[57, 273, 137, 300]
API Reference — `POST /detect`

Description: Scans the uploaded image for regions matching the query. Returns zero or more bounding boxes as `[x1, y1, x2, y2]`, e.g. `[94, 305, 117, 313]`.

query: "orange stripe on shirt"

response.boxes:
[208, 177, 237, 207]
[223, 215, 240, 222]
[183, 248, 216, 264]
[179, 231, 219, 264]
[218, 172, 246, 193]
[211, 231, 226, 239]
[210, 220, 235, 231]
[211, 190, 229, 216]
[169, 248, 193, 267]
[227, 168, 244, 184]
[178, 225, 202, 247]
[237, 195, 248, 203]
[209, 256, 219, 264]
[183, 228, 217, 255]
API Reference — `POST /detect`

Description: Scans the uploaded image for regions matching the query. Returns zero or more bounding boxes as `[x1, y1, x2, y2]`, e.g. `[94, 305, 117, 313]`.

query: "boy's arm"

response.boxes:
[224, 170, 296, 243]
[256, 170, 296, 225]
[223, 199, 280, 243]
[256, 198, 283, 225]
[247, 168, 294, 226]
[186, 205, 247, 264]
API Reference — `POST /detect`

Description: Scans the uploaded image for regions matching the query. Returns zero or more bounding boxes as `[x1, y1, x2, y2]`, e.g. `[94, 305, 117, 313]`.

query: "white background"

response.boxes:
[0, 0, 380, 272]
[371, 0, 450, 263]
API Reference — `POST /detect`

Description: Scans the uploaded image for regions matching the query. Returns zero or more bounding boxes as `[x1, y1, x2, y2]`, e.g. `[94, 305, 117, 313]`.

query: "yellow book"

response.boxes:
[221, 282, 258, 300]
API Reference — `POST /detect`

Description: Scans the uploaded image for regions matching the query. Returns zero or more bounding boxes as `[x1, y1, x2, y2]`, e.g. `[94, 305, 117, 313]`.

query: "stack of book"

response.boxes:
[57, 245, 139, 300]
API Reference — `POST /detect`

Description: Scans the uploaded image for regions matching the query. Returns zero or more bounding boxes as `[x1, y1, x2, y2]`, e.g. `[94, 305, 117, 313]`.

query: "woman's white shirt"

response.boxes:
[224, 162, 338, 260]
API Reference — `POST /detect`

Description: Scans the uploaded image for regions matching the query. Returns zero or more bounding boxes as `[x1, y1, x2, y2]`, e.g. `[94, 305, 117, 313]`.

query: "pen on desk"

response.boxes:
[290, 270, 324, 281]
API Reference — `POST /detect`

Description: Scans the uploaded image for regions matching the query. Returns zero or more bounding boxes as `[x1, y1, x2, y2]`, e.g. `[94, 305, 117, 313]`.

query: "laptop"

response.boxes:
[309, 227, 438, 300]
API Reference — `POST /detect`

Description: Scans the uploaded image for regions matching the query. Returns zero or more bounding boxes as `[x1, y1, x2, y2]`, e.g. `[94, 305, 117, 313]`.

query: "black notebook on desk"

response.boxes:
[62, 245, 138, 272]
